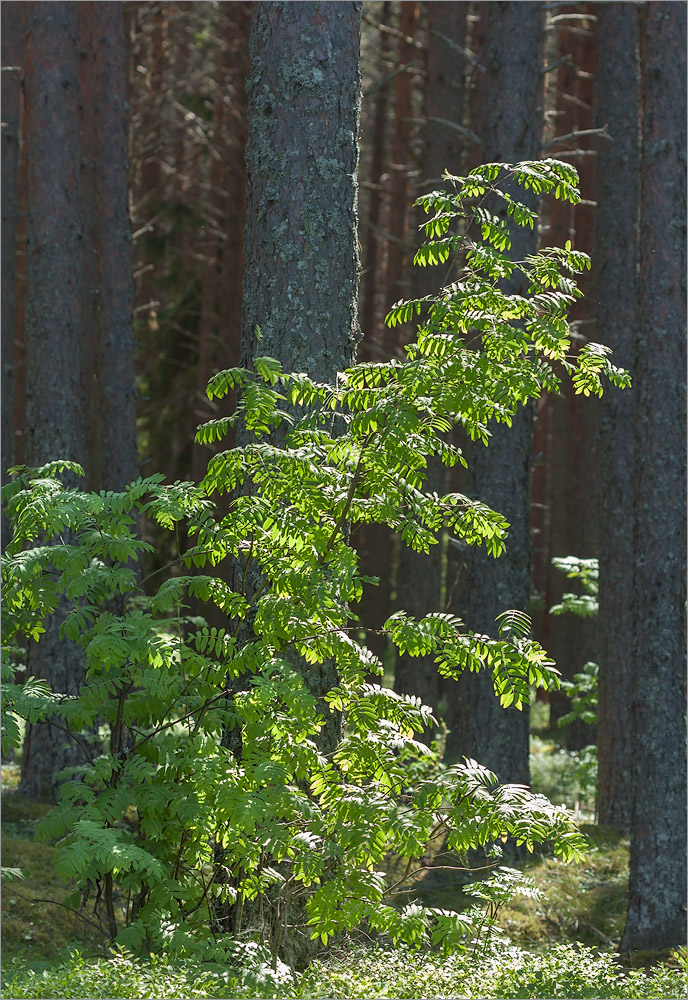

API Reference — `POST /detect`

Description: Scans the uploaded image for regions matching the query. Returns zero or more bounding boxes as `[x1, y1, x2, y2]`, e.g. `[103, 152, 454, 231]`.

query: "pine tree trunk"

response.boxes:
[20, 2, 137, 799]
[192, 1, 251, 482]
[21, 1, 88, 801]
[88, 2, 138, 491]
[385, 1, 418, 306]
[443, 1, 543, 785]
[593, 2, 638, 831]
[226, 2, 362, 966]
[240, 1, 361, 377]
[1, 4, 24, 550]
[621, 1, 687, 954]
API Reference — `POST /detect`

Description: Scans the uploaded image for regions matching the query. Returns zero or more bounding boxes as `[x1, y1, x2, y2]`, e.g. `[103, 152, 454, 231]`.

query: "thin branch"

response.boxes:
[36, 719, 95, 766]
[546, 24, 595, 39]
[557, 91, 593, 113]
[363, 62, 423, 100]
[358, 216, 415, 251]
[323, 448, 366, 556]
[548, 12, 598, 25]
[547, 149, 598, 159]
[540, 53, 573, 77]
[429, 30, 486, 73]
[405, 116, 481, 145]
[362, 14, 425, 51]
[385, 861, 501, 896]
[9, 888, 108, 938]
[132, 686, 233, 753]
[542, 126, 610, 151]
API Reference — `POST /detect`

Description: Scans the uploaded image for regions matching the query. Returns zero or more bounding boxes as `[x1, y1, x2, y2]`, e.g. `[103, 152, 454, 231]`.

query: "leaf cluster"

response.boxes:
[0, 160, 629, 962]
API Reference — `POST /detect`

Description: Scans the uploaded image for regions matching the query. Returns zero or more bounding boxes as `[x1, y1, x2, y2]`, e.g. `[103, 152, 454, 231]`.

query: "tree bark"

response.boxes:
[443, 1, 544, 785]
[240, 2, 361, 378]
[226, 2, 362, 965]
[192, 1, 251, 482]
[621, 1, 687, 954]
[1, 3, 24, 550]
[21, 1, 88, 800]
[593, 2, 639, 831]
[88, 2, 139, 491]
[20, 2, 138, 799]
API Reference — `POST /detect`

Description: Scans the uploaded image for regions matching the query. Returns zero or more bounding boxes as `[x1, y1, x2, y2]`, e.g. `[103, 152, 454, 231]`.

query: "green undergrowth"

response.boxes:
[2, 943, 685, 999]
[3, 767, 685, 1000]
[386, 822, 629, 952]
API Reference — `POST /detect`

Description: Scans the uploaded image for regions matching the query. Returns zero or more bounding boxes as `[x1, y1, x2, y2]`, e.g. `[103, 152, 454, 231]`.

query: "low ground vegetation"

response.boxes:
[2, 938, 685, 999]
[2, 760, 685, 1000]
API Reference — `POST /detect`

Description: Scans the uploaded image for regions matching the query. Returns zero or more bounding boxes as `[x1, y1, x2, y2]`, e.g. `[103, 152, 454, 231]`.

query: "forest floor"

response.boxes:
[1, 751, 685, 999]
[0, 748, 622, 967]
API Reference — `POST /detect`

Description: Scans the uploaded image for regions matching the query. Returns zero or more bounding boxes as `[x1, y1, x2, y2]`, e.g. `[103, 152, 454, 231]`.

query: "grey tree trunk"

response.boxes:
[21, 2, 88, 800]
[394, 3, 468, 721]
[621, 1, 687, 954]
[223, 2, 362, 966]
[241, 2, 361, 378]
[239, 0, 361, 758]
[82, 3, 138, 491]
[593, 3, 639, 831]
[443, 1, 544, 785]
[20, 3, 138, 799]
[1, 4, 24, 551]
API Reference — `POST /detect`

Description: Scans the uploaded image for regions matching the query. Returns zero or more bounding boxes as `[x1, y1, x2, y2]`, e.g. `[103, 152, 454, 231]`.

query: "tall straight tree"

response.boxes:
[394, 2, 469, 716]
[534, 7, 599, 747]
[219, 2, 362, 962]
[20, 3, 138, 798]
[21, 2, 88, 799]
[240, 2, 361, 386]
[593, 2, 638, 831]
[355, 1, 393, 670]
[79, 2, 138, 491]
[621, 1, 687, 953]
[385, 1, 419, 307]
[1, 3, 24, 551]
[443, 1, 544, 783]
[239, 0, 361, 747]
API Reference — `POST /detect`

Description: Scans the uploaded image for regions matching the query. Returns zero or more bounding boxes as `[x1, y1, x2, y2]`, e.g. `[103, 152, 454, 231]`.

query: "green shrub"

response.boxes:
[3, 944, 685, 999]
[2, 160, 628, 963]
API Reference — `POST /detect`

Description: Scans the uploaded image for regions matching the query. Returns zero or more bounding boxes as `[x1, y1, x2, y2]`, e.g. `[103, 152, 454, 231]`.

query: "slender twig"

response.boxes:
[540, 53, 573, 77]
[358, 216, 415, 250]
[405, 116, 481, 145]
[34, 719, 95, 766]
[362, 14, 425, 51]
[132, 686, 233, 752]
[429, 30, 485, 72]
[322, 448, 366, 556]
[9, 888, 107, 937]
[363, 62, 423, 100]
[385, 861, 501, 897]
[542, 126, 610, 151]
[548, 12, 597, 24]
